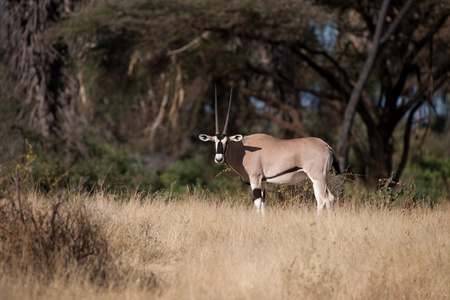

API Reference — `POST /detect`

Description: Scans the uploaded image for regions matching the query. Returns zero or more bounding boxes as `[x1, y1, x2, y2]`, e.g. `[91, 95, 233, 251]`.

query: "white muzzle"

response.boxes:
[215, 153, 225, 164]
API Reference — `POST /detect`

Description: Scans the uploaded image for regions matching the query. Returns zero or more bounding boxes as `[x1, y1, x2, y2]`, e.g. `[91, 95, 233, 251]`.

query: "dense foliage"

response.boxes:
[0, 0, 449, 200]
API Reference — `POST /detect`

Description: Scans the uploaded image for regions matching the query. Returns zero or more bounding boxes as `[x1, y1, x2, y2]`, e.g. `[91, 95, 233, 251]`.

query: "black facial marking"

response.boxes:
[265, 167, 302, 180]
[215, 134, 228, 155]
[216, 141, 224, 154]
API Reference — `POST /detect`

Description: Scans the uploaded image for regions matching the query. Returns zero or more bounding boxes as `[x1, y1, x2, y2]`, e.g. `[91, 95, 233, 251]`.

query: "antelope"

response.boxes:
[198, 88, 341, 215]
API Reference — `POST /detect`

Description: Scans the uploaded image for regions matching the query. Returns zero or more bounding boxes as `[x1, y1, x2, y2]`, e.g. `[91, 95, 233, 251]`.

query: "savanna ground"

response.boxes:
[0, 186, 449, 300]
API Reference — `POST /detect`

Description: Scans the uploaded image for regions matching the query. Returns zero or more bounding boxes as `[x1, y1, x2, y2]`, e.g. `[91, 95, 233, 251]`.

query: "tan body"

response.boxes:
[224, 134, 337, 213]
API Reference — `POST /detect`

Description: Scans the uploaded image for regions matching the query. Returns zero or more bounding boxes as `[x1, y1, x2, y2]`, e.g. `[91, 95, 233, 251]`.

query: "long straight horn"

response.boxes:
[215, 85, 219, 135]
[222, 87, 233, 135]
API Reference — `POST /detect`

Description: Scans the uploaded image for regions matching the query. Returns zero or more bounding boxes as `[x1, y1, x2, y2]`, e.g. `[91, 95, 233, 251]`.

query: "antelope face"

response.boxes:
[199, 86, 242, 164]
[198, 133, 243, 165]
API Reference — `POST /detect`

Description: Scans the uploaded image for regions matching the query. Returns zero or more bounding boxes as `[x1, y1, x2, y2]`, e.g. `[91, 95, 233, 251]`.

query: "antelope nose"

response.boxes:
[215, 154, 225, 164]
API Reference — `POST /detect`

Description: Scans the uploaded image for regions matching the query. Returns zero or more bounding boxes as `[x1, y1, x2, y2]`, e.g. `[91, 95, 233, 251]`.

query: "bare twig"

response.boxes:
[167, 31, 210, 56]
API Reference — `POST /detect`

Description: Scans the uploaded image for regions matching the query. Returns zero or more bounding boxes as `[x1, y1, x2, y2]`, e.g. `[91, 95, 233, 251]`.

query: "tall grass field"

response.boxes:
[0, 190, 449, 300]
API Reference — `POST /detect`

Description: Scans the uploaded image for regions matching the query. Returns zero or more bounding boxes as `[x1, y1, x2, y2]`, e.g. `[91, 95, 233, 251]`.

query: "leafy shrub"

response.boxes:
[159, 157, 204, 193]
[4, 137, 163, 194]
[403, 156, 450, 203]
[158, 156, 245, 195]
[67, 136, 160, 192]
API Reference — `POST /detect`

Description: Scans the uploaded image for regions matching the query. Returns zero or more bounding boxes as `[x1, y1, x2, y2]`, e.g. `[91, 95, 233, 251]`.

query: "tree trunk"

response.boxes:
[337, 0, 391, 172]
[367, 128, 394, 188]
[337, 0, 416, 176]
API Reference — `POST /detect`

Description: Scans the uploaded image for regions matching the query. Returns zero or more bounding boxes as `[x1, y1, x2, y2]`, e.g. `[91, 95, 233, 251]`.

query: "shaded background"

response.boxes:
[0, 0, 449, 199]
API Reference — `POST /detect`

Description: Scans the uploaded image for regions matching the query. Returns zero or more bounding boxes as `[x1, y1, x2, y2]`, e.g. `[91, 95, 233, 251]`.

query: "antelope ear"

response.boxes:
[229, 134, 243, 142]
[198, 134, 214, 142]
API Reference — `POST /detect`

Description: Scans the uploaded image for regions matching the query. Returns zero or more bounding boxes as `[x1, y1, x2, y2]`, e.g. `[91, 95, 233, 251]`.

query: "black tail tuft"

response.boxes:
[332, 153, 341, 175]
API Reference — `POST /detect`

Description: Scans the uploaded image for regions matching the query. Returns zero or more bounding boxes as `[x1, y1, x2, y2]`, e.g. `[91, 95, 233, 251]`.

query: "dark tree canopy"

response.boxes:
[1, 0, 449, 190]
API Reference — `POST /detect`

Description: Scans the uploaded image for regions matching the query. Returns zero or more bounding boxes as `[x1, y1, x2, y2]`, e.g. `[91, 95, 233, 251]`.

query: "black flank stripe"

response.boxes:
[265, 167, 302, 180]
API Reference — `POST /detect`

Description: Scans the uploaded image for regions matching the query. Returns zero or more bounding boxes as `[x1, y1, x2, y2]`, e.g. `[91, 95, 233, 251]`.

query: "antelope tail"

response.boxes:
[332, 152, 341, 175]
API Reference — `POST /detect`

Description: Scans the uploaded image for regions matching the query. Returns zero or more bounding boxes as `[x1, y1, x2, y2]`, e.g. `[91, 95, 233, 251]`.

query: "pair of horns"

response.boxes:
[215, 86, 233, 135]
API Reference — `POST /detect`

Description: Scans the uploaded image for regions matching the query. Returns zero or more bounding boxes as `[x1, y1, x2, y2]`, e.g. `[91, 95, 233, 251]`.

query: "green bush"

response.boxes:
[159, 156, 244, 195]
[402, 155, 450, 203]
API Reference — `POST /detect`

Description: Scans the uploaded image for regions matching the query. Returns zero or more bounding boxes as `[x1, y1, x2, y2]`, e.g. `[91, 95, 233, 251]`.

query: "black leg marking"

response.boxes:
[253, 188, 262, 200]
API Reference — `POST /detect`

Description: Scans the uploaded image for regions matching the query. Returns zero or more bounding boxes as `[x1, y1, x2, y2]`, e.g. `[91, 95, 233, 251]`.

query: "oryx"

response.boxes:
[199, 88, 341, 214]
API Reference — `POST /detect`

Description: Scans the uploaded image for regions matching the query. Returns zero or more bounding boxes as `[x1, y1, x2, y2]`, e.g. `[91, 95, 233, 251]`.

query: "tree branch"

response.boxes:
[379, 0, 417, 52]
[239, 87, 311, 137]
[167, 31, 211, 56]
[292, 46, 352, 97]
[337, 0, 392, 172]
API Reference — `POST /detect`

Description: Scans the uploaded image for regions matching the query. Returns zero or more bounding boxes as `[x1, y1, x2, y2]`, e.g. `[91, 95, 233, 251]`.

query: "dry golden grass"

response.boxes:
[1, 191, 449, 300]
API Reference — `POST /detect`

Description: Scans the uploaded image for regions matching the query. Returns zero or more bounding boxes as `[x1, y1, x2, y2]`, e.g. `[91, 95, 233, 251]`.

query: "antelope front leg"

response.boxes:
[251, 179, 265, 215]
